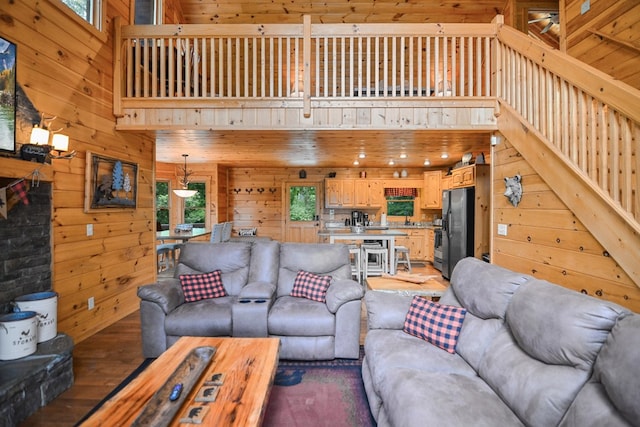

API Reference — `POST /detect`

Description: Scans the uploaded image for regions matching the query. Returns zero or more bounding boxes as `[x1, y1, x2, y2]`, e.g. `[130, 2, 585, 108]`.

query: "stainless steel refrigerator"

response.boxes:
[441, 187, 475, 280]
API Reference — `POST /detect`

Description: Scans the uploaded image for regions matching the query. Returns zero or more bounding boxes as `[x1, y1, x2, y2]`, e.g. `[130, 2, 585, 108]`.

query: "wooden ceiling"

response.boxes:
[155, 129, 492, 168]
[153, 1, 523, 168]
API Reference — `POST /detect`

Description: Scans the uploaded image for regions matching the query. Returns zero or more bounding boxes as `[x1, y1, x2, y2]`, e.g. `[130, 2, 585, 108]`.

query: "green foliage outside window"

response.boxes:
[184, 182, 206, 225]
[61, 0, 93, 23]
[289, 186, 316, 221]
[156, 181, 169, 227]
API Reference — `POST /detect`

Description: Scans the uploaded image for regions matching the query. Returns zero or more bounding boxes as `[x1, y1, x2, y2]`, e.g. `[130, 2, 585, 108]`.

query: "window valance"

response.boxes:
[384, 188, 417, 198]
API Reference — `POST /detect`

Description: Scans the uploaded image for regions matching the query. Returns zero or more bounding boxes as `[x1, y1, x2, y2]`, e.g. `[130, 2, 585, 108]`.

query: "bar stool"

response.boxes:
[348, 245, 362, 283]
[394, 245, 412, 273]
[156, 243, 174, 272]
[362, 245, 388, 278]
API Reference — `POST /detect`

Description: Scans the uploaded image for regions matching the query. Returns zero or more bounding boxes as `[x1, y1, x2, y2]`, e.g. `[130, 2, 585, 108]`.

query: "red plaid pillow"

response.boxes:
[403, 296, 467, 354]
[290, 270, 332, 302]
[179, 270, 227, 302]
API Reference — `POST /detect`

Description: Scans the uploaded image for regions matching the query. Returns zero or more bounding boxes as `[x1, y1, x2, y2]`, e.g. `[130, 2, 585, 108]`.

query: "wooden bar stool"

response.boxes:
[362, 245, 388, 278]
[348, 245, 362, 283]
[394, 245, 412, 273]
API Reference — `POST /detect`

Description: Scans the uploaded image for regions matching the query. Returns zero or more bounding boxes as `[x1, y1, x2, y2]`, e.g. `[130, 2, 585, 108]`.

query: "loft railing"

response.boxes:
[495, 25, 640, 222]
[113, 15, 640, 246]
[113, 16, 494, 116]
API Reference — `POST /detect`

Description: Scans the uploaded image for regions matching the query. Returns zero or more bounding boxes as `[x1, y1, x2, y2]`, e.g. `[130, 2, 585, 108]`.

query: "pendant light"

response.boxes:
[173, 154, 198, 198]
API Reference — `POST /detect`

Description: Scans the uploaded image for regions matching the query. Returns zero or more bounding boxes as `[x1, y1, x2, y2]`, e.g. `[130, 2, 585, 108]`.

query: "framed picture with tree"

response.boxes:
[85, 151, 138, 212]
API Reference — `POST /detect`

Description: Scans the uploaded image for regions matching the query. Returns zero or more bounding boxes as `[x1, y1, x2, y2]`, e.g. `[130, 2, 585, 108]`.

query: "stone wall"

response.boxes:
[0, 182, 52, 313]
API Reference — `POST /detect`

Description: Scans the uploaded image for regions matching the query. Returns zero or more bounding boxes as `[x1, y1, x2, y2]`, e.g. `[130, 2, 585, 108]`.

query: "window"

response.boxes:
[60, 0, 103, 30]
[155, 181, 169, 230]
[183, 182, 206, 227]
[289, 186, 317, 221]
[134, 0, 162, 25]
[386, 196, 415, 217]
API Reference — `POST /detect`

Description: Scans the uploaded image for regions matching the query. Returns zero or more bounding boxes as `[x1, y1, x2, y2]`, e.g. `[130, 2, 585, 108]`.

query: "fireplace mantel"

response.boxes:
[1, 157, 54, 182]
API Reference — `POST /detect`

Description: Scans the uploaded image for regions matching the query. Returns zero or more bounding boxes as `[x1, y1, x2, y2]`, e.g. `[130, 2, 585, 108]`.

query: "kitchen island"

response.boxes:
[317, 229, 408, 275]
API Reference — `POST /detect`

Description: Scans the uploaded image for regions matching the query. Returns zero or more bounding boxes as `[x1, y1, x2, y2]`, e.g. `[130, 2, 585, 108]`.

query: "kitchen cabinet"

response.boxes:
[325, 178, 381, 208]
[325, 179, 355, 208]
[442, 174, 452, 191]
[425, 228, 435, 263]
[390, 229, 426, 261]
[451, 164, 489, 189]
[422, 171, 442, 209]
[354, 179, 383, 208]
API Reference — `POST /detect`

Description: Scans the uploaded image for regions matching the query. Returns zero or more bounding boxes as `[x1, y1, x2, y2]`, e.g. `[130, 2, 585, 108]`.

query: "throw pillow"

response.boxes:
[403, 296, 467, 354]
[179, 270, 227, 302]
[290, 270, 332, 303]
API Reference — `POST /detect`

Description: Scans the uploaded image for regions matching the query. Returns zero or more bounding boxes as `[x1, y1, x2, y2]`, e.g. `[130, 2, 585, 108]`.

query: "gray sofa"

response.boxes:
[138, 241, 364, 360]
[362, 257, 640, 427]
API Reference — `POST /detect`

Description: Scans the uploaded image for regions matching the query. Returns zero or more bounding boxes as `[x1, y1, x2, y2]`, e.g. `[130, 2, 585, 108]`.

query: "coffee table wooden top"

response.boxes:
[80, 337, 280, 427]
[367, 276, 449, 297]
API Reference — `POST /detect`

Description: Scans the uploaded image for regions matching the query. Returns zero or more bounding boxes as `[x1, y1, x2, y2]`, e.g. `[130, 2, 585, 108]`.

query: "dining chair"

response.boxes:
[222, 222, 232, 242]
[210, 223, 224, 243]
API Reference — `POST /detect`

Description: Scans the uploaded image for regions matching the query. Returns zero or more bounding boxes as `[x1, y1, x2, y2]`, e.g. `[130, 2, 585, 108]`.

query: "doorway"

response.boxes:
[284, 182, 321, 243]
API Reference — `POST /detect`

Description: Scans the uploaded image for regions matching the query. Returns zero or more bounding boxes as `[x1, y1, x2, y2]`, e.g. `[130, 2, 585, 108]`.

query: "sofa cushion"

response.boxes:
[179, 270, 227, 302]
[479, 279, 630, 427]
[165, 297, 233, 336]
[403, 296, 466, 354]
[277, 243, 351, 297]
[268, 295, 335, 336]
[290, 270, 332, 302]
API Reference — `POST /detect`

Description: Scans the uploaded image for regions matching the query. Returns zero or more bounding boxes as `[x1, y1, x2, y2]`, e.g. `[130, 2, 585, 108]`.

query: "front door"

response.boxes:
[284, 182, 321, 243]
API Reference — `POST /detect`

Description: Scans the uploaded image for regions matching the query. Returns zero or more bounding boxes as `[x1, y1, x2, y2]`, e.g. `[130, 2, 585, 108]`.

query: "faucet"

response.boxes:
[405, 216, 410, 226]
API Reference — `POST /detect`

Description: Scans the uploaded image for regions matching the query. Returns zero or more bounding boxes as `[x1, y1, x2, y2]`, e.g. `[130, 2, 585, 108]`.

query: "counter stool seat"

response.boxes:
[363, 246, 388, 278]
[394, 245, 412, 273]
[348, 245, 362, 283]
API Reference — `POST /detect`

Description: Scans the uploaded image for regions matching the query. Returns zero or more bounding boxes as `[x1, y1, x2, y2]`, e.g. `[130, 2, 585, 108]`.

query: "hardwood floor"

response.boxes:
[21, 263, 445, 426]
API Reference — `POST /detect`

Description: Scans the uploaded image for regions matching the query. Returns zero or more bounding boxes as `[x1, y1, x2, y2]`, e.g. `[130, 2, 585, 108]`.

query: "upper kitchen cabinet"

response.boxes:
[354, 179, 383, 208]
[451, 164, 489, 188]
[325, 178, 355, 208]
[422, 171, 442, 209]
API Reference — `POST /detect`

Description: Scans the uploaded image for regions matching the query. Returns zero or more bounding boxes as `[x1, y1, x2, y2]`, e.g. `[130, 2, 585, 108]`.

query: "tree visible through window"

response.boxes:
[289, 186, 316, 221]
[60, 0, 102, 29]
[184, 182, 206, 226]
[156, 181, 169, 230]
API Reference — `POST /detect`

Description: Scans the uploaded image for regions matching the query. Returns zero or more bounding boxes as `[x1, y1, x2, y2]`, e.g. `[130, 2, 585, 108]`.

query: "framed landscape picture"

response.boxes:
[0, 36, 16, 154]
[85, 152, 138, 212]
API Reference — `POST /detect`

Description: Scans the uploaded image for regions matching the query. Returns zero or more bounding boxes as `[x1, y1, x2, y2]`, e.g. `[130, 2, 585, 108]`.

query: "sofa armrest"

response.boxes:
[137, 280, 184, 314]
[238, 281, 276, 300]
[325, 278, 365, 314]
[365, 291, 412, 330]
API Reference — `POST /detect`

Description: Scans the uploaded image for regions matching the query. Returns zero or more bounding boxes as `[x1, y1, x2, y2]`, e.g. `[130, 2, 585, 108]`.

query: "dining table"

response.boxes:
[317, 228, 408, 275]
[156, 227, 211, 243]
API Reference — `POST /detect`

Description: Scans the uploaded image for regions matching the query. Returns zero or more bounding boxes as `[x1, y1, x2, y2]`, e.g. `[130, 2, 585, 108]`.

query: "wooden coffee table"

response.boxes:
[367, 276, 448, 300]
[80, 337, 280, 427]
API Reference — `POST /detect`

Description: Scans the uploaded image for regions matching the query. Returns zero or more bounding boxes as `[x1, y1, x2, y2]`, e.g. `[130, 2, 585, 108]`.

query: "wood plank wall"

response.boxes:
[0, 0, 161, 344]
[564, 0, 640, 90]
[492, 139, 640, 313]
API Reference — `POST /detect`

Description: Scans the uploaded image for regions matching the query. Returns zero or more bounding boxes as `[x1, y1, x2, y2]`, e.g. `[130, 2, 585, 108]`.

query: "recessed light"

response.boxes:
[388, 160, 395, 166]
[353, 160, 360, 165]
[441, 153, 449, 159]
[399, 153, 407, 159]
[358, 153, 366, 159]
[424, 159, 431, 165]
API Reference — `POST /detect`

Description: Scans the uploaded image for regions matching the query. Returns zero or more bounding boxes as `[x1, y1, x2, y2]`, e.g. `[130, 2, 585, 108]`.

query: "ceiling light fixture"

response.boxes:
[399, 153, 407, 159]
[358, 153, 366, 159]
[173, 154, 198, 198]
[388, 160, 395, 166]
[353, 160, 360, 165]
[424, 159, 431, 166]
[441, 153, 449, 159]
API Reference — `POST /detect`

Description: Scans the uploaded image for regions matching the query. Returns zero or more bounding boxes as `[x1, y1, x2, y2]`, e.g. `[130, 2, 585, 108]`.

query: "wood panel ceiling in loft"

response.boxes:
[179, 0, 505, 24]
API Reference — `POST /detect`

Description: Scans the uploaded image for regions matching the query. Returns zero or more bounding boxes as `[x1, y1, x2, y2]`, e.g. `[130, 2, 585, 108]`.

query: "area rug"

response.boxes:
[76, 349, 375, 426]
[263, 355, 375, 427]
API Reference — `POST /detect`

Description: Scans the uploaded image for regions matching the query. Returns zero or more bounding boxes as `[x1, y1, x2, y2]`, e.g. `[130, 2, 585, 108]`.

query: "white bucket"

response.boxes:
[0, 311, 38, 360]
[14, 291, 58, 343]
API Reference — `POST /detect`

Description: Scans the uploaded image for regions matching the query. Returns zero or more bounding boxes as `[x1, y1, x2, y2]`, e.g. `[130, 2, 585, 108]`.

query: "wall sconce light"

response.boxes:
[173, 154, 198, 198]
[21, 114, 76, 163]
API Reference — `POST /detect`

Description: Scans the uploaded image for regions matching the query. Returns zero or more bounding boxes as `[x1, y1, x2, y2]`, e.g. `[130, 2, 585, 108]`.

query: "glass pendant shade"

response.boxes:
[173, 188, 198, 198]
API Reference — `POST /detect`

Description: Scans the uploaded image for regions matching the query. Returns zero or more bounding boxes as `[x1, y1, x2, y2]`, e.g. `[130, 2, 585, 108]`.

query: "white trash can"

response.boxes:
[14, 291, 58, 343]
[0, 311, 38, 360]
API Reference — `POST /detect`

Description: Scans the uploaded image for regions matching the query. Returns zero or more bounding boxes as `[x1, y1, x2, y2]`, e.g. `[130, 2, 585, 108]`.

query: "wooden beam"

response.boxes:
[497, 100, 640, 288]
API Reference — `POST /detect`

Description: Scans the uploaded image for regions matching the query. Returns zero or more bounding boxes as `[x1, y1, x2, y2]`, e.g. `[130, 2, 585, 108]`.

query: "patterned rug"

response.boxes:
[263, 353, 375, 427]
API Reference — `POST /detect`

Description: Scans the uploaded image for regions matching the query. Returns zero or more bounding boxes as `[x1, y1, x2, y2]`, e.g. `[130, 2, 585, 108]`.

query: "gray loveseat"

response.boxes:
[363, 257, 640, 427]
[138, 241, 364, 360]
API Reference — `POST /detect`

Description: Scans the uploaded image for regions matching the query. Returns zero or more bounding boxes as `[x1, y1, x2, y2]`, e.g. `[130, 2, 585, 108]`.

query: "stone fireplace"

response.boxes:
[0, 175, 74, 425]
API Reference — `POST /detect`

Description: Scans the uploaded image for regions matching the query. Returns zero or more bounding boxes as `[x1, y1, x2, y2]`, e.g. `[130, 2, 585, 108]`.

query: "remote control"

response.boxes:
[169, 383, 183, 401]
